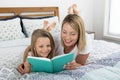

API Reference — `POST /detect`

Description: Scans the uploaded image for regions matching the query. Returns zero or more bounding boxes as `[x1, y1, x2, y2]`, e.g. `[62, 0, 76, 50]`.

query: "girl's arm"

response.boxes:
[17, 60, 31, 74]
[23, 45, 31, 63]
[23, 60, 31, 74]
[17, 45, 31, 74]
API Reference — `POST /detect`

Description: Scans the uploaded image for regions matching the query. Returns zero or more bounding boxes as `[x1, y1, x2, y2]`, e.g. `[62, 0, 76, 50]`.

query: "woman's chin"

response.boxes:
[64, 43, 72, 47]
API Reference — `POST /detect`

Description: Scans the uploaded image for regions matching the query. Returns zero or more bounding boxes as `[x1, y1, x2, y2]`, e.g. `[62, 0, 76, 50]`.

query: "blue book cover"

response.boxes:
[27, 52, 74, 73]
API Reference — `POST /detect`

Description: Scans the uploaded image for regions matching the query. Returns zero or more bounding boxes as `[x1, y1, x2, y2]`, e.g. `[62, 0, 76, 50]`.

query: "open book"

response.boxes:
[27, 52, 74, 73]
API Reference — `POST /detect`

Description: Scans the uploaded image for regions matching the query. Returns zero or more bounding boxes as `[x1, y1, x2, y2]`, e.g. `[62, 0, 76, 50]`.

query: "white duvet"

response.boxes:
[0, 38, 120, 80]
[0, 38, 30, 68]
[0, 38, 120, 68]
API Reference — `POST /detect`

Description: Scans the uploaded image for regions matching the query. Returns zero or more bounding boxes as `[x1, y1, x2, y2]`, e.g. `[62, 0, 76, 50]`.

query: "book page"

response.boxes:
[51, 53, 74, 73]
[27, 56, 53, 73]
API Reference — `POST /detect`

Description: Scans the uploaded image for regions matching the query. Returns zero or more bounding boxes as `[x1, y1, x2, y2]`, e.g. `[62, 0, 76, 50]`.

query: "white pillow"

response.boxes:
[0, 17, 25, 41]
[22, 16, 61, 37]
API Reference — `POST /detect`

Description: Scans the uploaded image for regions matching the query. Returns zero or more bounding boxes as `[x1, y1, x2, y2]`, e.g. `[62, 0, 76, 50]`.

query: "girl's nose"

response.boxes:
[43, 47, 48, 51]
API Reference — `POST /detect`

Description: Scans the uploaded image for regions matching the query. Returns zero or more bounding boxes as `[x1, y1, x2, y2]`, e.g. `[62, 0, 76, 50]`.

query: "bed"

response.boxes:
[0, 7, 120, 80]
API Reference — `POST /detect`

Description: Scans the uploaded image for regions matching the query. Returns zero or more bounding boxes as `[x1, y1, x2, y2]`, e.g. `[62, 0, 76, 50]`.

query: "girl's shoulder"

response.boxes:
[28, 51, 32, 56]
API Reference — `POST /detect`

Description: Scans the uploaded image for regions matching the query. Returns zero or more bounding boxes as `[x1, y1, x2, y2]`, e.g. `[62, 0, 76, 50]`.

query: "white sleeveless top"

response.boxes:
[53, 32, 92, 59]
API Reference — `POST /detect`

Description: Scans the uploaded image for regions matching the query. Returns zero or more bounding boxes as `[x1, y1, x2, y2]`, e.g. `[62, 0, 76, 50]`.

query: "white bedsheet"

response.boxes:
[0, 38, 120, 68]
[0, 38, 31, 68]
[0, 39, 120, 80]
[0, 38, 30, 48]
[87, 40, 120, 64]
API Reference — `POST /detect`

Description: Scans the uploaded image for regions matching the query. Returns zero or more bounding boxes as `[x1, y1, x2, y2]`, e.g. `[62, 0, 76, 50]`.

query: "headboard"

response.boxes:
[0, 7, 59, 18]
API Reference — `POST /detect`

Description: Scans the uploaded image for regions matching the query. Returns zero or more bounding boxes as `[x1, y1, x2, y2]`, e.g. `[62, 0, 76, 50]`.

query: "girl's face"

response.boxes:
[62, 23, 78, 47]
[35, 37, 51, 58]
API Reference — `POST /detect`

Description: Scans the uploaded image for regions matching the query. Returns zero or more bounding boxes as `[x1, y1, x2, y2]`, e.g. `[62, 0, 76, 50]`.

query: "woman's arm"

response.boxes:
[65, 53, 89, 70]
[76, 53, 89, 65]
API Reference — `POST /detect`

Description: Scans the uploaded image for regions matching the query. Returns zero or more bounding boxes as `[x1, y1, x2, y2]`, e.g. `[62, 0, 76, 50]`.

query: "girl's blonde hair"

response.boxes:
[31, 29, 55, 59]
[61, 14, 86, 52]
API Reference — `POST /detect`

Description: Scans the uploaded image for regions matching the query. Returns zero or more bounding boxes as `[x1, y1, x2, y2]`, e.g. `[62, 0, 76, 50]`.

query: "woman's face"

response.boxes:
[61, 23, 78, 47]
[35, 37, 51, 57]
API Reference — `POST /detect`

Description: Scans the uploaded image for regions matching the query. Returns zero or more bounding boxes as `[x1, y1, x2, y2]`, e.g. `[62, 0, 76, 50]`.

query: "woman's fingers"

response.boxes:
[65, 61, 81, 70]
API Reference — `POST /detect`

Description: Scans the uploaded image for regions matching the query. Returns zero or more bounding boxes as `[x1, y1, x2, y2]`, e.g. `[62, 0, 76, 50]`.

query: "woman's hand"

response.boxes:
[64, 61, 82, 70]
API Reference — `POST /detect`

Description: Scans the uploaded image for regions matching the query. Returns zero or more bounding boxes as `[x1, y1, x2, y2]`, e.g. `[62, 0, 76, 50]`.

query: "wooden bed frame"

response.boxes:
[0, 7, 59, 18]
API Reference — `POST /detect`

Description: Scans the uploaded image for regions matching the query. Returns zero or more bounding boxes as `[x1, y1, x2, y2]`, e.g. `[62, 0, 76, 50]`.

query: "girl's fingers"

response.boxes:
[17, 64, 25, 74]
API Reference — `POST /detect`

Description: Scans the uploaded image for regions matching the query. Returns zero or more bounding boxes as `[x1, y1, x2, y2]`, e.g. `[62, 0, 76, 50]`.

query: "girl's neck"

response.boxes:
[64, 45, 75, 54]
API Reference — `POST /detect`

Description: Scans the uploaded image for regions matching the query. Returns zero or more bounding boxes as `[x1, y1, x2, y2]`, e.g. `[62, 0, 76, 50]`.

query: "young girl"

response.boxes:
[17, 29, 55, 74]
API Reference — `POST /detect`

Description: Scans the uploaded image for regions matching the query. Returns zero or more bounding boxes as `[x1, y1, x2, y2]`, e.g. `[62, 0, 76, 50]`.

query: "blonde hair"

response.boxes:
[31, 29, 55, 59]
[61, 14, 86, 52]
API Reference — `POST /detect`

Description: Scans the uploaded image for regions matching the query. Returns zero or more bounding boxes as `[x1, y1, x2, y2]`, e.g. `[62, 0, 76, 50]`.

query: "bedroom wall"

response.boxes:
[92, 0, 105, 40]
[1, 0, 105, 40]
[0, 0, 94, 31]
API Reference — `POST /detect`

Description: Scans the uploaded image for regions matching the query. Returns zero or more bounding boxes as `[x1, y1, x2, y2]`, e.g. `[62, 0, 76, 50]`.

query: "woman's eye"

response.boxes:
[62, 31, 66, 34]
[71, 33, 75, 35]
[39, 46, 43, 48]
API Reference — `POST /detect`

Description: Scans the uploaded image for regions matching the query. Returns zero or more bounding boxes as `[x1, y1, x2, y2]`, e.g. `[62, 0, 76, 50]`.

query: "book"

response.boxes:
[27, 52, 74, 73]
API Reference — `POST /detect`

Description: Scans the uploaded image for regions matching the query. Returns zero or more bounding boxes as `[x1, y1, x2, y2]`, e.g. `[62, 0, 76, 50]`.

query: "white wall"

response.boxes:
[1, 0, 106, 40]
[1, 0, 94, 31]
[93, 0, 105, 40]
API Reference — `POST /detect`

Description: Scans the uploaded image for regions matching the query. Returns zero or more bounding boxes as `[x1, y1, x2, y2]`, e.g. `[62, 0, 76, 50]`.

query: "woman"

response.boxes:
[53, 14, 92, 70]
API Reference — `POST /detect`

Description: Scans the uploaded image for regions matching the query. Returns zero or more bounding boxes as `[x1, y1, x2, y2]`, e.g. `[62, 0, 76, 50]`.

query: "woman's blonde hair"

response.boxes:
[61, 14, 86, 52]
[31, 29, 55, 59]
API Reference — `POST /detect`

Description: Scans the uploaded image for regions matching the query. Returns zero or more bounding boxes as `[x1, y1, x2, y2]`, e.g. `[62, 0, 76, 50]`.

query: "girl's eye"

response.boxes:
[47, 45, 51, 47]
[39, 46, 43, 48]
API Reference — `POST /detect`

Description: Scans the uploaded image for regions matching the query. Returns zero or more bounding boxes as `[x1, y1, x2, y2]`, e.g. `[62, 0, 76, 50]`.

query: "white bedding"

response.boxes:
[0, 38, 30, 68]
[87, 40, 120, 64]
[0, 38, 120, 68]
[0, 38, 120, 80]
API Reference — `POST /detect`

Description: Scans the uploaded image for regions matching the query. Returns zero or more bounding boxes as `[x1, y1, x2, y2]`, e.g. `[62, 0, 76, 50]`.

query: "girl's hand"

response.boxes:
[17, 61, 31, 74]
[64, 61, 82, 70]
[17, 63, 25, 74]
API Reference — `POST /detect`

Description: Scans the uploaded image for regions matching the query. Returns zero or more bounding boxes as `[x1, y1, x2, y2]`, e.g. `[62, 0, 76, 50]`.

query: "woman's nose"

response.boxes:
[66, 34, 70, 39]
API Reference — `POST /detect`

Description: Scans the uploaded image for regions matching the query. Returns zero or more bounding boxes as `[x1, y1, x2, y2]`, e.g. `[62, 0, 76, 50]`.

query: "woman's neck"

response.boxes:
[64, 45, 75, 54]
